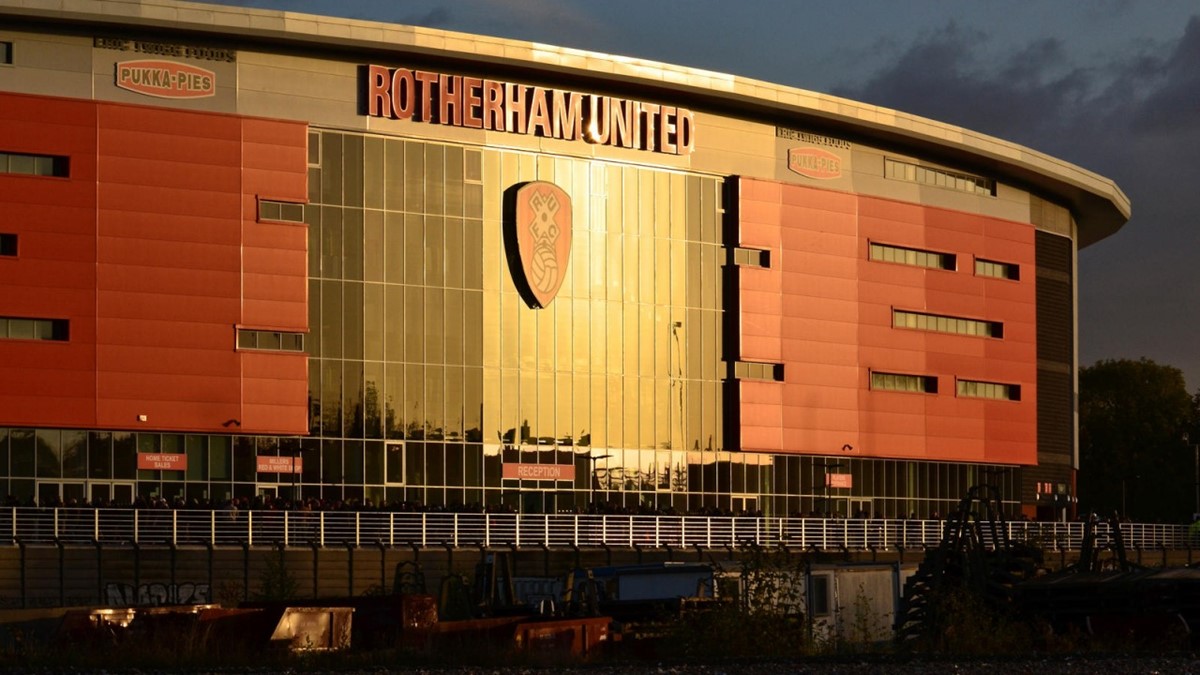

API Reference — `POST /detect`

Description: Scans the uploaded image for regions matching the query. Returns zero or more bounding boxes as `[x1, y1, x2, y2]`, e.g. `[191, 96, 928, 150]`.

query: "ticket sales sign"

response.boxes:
[137, 453, 187, 471]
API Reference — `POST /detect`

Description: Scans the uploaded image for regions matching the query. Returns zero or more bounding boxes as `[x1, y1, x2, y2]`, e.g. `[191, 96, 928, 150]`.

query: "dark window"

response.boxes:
[893, 310, 1003, 339]
[975, 258, 1020, 280]
[236, 328, 305, 352]
[0, 41, 11, 65]
[871, 371, 938, 394]
[0, 151, 68, 177]
[733, 247, 771, 268]
[870, 242, 956, 271]
[258, 199, 305, 223]
[0, 233, 15, 256]
[734, 361, 784, 381]
[0, 316, 68, 341]
[957, 379, 1021, 401]
[810, 574, 831, 616]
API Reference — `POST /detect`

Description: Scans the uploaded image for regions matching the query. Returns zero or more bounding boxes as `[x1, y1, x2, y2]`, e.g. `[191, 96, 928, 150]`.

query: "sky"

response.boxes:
[207, 0, 1200, 390]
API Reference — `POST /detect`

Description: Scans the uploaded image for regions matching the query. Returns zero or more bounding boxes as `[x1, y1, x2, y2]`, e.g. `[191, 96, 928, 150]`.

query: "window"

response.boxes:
[809, 574, 831, 616]
[0, 41, 11, 65]
[0, 233, 15, 256]
[733, 247, 771, 268]
[0, 151, 69, 177]
[258, 199, 305, 223]
[0, 316, 69, 341]
[975, 258, 1020, 280]
[869, 242, 955, 271]
[734, 361, 784, 381]
[885, 157, 995, 196]
[236, 329, 305, 352]
[871, 371, 938, 394]
[893, 310, 1003, 338]
[957, 379, 1021, 401]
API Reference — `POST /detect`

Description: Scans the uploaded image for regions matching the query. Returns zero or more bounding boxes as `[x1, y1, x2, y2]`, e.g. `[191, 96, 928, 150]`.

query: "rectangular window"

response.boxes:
[733, 247, 771, 268]
[258, 199, 305, 223]
[0, 316, 68, 341]
[870, 371, 938, 394]
[734, 361, 784, 381]
[957, 379, 1021, 401]
[236, 328, 305, 352]
[885, 157, 995, 197]
[975, 258, 1020, 280]
[0, 41, 11, 65]
[809, 574, 831, 616]
[893, 309, 1002, 338]
[0, 151, 68, 177]
[0, 233, 15, 256]
[869, 242, 956, 271]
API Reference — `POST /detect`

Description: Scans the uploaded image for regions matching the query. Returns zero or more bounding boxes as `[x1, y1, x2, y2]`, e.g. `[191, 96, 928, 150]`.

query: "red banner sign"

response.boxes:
[502, 463, 574, 481]
[137, 453, 186, 471]
[115, 60, 216, 99]
[257, 456, 303, 474]
[825, 473, 853, 489]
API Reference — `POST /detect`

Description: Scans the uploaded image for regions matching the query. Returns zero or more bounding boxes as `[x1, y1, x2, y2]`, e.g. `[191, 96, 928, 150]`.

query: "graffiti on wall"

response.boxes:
[105, 582, 211, 606]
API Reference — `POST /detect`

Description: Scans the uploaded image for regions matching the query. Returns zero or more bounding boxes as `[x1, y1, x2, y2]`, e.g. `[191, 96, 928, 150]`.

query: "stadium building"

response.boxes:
[0, 0, 1129, 519]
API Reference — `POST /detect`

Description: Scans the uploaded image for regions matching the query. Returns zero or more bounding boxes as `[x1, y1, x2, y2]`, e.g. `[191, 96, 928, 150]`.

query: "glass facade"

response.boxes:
[0, 129, 1021, 517]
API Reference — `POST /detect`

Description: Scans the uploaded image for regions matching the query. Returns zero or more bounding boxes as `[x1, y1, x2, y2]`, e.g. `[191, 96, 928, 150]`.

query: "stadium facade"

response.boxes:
[0, 0, 1129, 519]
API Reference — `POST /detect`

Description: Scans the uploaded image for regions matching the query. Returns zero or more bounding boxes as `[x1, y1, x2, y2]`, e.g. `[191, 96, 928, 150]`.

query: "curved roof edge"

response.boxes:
[0, 0, 1130, 246]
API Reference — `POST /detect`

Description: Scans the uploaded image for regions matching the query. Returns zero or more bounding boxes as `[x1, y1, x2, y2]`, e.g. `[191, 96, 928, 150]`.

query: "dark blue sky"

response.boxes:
[208, 0, 1200, 389]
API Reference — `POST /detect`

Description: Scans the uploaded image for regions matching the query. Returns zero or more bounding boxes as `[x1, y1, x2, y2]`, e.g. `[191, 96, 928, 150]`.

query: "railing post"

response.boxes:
[284, 511, 289, 547]
[544, 514, 549, 545]
[355, 511, 361, 548]
[53, 508, 59, 540]
[133, 510, 139, 545]
[515, 512, 521, 546]
[94, 509, 100, 542]
[452, 513, 458, 547]
[628, 515, 633, 548]
[573, 514, 579, 546]
[706, 517, 711, 548]
[484, 513, 491, 547]
[210, 511, 216, 545]
[602, 515, 607, 545]
[172, 510, 178, 545]
[655, 517, 661, 548]
[389, 512, 395, 547]
[247, 511, 253, 548]
[319, 512, 325, 547]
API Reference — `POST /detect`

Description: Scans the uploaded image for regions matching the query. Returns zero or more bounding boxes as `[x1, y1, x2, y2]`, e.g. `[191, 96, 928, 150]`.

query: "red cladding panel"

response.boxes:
[738, 178, 1037, 465]
[0, 92, 308, 434]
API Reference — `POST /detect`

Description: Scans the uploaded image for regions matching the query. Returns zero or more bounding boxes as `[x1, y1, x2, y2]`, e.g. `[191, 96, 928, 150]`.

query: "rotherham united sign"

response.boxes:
[115, 60, 216, 99]
[507, 181, 572, 308]
[363, 65, 694, 155]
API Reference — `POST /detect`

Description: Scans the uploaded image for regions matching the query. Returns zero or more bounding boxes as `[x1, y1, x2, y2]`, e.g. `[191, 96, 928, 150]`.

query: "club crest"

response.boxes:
[506, 181, 572, 308]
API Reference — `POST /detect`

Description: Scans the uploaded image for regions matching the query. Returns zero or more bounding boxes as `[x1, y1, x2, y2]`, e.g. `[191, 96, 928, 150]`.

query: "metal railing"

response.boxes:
[0, 508, 1189, 551]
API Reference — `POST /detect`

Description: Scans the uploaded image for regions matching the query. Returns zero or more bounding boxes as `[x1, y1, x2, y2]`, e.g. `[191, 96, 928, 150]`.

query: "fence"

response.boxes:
[0, 508, 1189, 551]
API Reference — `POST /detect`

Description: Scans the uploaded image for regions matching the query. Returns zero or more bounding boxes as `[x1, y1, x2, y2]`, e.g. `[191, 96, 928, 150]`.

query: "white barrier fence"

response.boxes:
[0, 508, 1189, 551]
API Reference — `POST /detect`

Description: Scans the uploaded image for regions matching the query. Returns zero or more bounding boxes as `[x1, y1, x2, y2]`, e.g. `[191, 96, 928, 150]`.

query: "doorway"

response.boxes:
[89, 482, 135, 506]
[36, 481, 86, 507]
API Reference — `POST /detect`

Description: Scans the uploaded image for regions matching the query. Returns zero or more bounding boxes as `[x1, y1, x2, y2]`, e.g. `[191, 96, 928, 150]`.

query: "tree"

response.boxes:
[1078, 358, 1197, 523]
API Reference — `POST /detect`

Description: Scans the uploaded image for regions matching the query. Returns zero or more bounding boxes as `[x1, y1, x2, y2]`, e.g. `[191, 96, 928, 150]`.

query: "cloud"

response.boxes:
[835, 17, 1200, 387]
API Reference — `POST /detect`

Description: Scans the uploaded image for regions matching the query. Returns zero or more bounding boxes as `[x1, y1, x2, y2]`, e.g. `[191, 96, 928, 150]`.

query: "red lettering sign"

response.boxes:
[137, 453, 187, 471]
[825, 473, 853, 489]
[788, 147, 842, 180]
[257, 456, 303, 474]
[363, 66, 694, 156]
[502, 463, 575, 481]
[115, 60, 216, 99]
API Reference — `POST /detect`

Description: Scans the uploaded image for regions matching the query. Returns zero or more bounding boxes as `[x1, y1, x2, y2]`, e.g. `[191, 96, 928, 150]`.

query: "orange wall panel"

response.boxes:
[738, 178, 1037, 465]
[0, 92, 308, 435]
